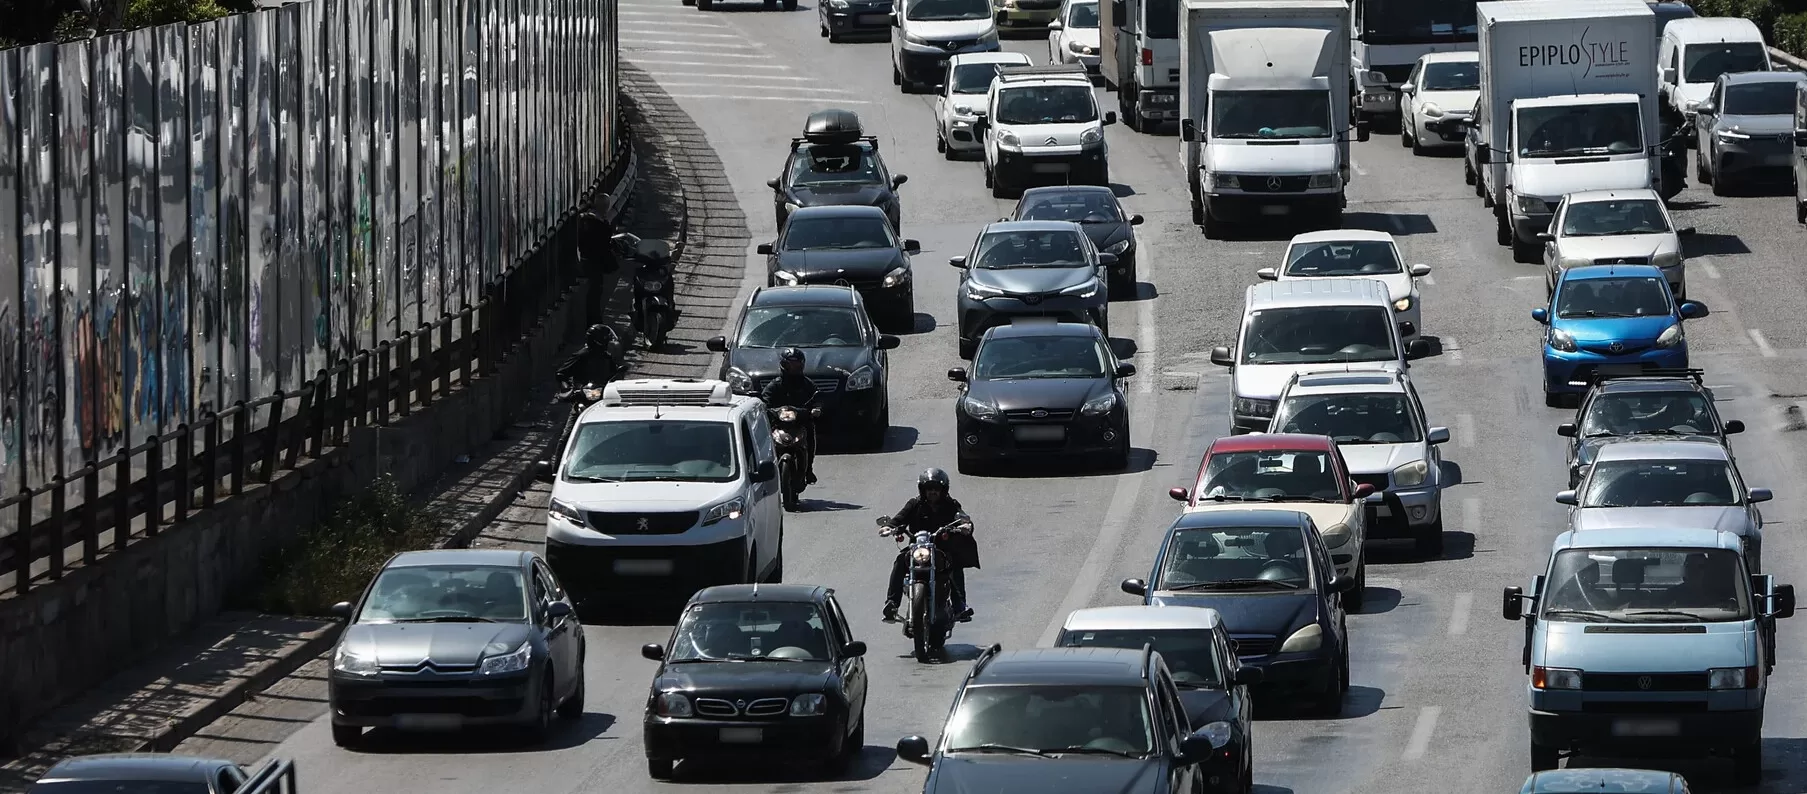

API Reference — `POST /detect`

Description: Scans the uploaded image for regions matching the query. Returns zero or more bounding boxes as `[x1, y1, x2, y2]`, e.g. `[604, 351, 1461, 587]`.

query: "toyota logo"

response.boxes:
[1044, 136, 1059, 145]
[1637, 676, 1653, 690]
[1609, 342, 1624, 353]
[834, 278, 851, 286]
[1022, 295, 1042, 305]
[1267, 176, 1283, 190]
[636, 517, 650, 532]
[1031, 409, 1049, 418]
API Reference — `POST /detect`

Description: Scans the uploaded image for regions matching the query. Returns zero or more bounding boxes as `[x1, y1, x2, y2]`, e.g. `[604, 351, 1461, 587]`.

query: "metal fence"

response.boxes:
[0, 0, 625, 593]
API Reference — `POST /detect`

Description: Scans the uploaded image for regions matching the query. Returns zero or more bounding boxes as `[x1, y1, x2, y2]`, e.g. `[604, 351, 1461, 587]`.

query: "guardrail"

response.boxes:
[1770, 46, 1807, 72]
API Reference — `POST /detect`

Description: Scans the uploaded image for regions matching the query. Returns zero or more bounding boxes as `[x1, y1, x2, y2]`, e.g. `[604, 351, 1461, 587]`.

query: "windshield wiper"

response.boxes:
[1626, 609, 1712, 621]
[1541, 608, 1631, 623]
[950, 744, 1058, 757]
[1049, 746, 1147, 758]
[562, 474, 620, 483]
[1173, 680, 1224, 690]
[1168, 578, 1302, 591]
[1629, 428, 1683, 435]
[399, 616, 497, 623]
[1271, 494, 1337, 503]
[1195, 494, 1280, 502]
[1583, 431, 1618, 438]
[724, 654, 810, 662]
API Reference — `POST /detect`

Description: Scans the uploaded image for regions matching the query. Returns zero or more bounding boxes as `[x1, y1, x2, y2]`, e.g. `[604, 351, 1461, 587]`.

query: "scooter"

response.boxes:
[877, 515, 968, 662]
[612, 232, 676, 349]
[771, 405, 819, 511]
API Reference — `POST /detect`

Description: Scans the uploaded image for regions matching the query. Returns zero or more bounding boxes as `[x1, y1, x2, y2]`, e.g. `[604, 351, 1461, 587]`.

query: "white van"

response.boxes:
[1659, 17, 1770, 130]
[891, 0, 1002, 94]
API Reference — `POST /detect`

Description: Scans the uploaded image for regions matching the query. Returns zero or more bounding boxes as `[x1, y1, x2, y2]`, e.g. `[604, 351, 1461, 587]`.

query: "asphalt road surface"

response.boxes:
[238, 4, 1807, 792]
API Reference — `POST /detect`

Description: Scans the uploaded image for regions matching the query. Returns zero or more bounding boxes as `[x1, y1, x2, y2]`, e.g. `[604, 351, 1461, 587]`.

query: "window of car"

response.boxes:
[668, 601, 835, 661]
[995, 84, 1099, 124]
[30, 783, 212, 794]
[1156, 525, 1313, 591]
[944, 685, 1156, 755]
[1541, 547, 1751, 623]
[906, 0, 990, 21]
[781, 215, 895, 250]
[217, 766, 246, 794]
[1580, 391, 1716, 436]
[528, 567, 551, 608]
[1721, 80, 1797, 116]
[1681, 42, 1767, 84]
[1559, 199, 1670, 237]
[974, 336, 1109, 379]
[565, 420, 739, 483]
[533, 561, 565, 600]
[1239, 306, 1399, 364]
[359, 564, 530, 623]
[1421, 60, 1479, 91]
[1581, 459, 1741, 507]
[787, 144, 884, 186]
[973, 229, 1090, 268]
[1282, 240, 1403, 276]
[1273, 392, 1423, 444]
[1057, 628, 1225, 688]
[950, 62, 1008, 95]
[1066, 0, 1099, 26]
[1017, 191, 1122, 223]
[1554, 276, 1672, 319]
[737, 306, 868, 348]
[825, 595, 854, 646]
[1198, 450, 1341, 502]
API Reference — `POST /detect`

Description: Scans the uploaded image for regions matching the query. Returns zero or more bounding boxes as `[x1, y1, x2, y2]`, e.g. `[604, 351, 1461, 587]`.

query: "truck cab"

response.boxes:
[1485, 93, 1655, 261]
[1349, 0, 1481, 127]
[1100, 0, 1182, 131]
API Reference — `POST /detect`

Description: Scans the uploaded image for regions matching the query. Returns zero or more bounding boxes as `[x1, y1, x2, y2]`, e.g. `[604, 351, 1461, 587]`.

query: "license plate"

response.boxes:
[1147, 94, 1177, 106]
[1611, 718, 1680, 737]
[1259, 205, 1290, 216]
[1766, 154, 1792, 166]
[613, 559, 674, 576]
[396, 714, 462, 731]
[1014, 425, 1066, 442]
[720, 727, 764, 744]
[858, 12, 887, 22]
[1031, 162, 1070, 173]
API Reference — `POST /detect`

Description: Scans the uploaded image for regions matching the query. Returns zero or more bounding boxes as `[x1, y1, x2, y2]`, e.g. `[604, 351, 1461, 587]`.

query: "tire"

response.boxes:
[1696, 151, 1710, 184]
[1496, 211, 1511, 246]
[936, 135, 946, 153]
[1309, 669, 1343, 716]
[696, 0, 712, 9]
[1415, 517, 1445, 558]
[1545, 391, 1563, 408]
[991, 172, 1010, 198]
[1711, 169, 1730, 197]
[910, 582, 933, 661]
[958, 336, 976, 359]
[648, 758, 675, 780]
[782, 0, 796, 10]
[892, 63, 902, 86]
[1530, 742, 1560, 772]
[1106, 437, 1131, 471]
[866, 410, 889, 451]
[1733, 741, 1762, 785]
[1191, 196, 1204, 226]
[1512, 237, 1540, 264]
[1345, 564, 1366, 612]
[528, 677, 556, 741]
[1202, 208, 1222, 239]
[1464, 160, 1476, 186]
[557, 672, 586, 720]
[1797, 197, 1806, 224]
[1400, 126, 1411, 148]
[1410, 131, 1426, 156]
[331, 723, 361, 748]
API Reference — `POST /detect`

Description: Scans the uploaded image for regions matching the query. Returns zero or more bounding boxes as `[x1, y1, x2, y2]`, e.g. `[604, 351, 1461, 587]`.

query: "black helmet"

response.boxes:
[779, 347, 805, 364]
[587, 324, 617, 347]
[917, 467, 950, 493]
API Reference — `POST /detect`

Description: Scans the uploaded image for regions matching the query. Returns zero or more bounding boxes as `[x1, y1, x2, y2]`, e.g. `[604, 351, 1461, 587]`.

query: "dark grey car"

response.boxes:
[1695, 71, 1806, 194]
[28, 754, 299, 794]
[326, 548, 586, 747]
[951, 220, 1115, 358]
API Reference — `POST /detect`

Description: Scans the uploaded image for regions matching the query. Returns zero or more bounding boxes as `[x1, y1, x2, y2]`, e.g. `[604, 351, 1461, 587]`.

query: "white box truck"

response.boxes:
[1467, 0, 1658, 262]
[1351, 0, 1482, 127]
[1101, 0, 1182, 131]
[1178, 0, 1365, 238]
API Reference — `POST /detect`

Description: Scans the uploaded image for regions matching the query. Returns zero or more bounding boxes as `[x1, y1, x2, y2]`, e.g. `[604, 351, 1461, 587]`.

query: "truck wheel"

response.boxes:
[1496, 211, 1511, 246]
[1121, 88, 1140, 132]
[1733, 741, 1762, 785]
[1190, 197, 1204, 226]
[1797, 197, 1806, 225]
[1529, 743, 1560, 772]
[1512, 237, 1540, 264]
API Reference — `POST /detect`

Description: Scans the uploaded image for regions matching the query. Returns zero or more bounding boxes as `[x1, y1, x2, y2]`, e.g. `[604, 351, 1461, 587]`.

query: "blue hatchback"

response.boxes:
[1532, 265, 1707, 407]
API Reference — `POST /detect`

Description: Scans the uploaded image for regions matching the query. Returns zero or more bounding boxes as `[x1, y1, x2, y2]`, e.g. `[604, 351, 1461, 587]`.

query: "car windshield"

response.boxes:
[1066, 1, 1099, 26]
[1542, 547, 1751, 623]
[944, 685, 1156, 756]
[907, 0, 990, 21]
[996, 85, 1098, 124]
[1058, 628, 1224, 687]
[30, 784, 211, 794]
[1272, 393, 1422, 444]
[1240, 306, 1399, 364]
[1682, 42, 1767, 84]
[1722, 81, 1797, 116]
[1560, 199, 1670, 236]
[1581, 459, 1740, 507]
[564, 420, 738, 483]
[1158, 526, 1312, 590]
[667, 601, 834, 662]
[951, 62, 1011, 94]
[1554, 276, 1672, 319]
[782, 216, 894, 250]
[1422, 60, 1479, 91]
[1283, 240, 1402, 276]
[1211, 90, 1332, 139]
[1018, 191, 1122, 223]
[787, 144, 883, 186]
[1197, 450, 1342, 502]
[1581, 392, 1716, 436]
[357, 564, 529, 623]
[1516, 102, 1643, 157]
[737, 307, 866, 348]
[975, 336, 1108, 379]
[974, 229, 1089, 268]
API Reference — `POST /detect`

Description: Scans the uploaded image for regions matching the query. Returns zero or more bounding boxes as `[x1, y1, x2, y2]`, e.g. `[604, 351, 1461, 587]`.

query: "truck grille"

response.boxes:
[1580, 700, 1707, 713]
[586, 511, 700, 535]
[1583, 672, 1708, 691]
[1238, 175, 1312, 193]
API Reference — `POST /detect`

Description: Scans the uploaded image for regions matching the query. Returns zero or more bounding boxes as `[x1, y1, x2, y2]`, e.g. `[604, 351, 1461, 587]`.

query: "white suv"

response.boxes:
[543, 379, 785, 603]
[936, 51, 1032, 158]
[975, 63, 1116, 197]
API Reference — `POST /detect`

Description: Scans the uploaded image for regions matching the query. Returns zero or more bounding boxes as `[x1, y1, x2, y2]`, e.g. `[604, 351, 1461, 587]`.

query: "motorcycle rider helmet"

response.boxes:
[918, 467, 951, 495]
[779, 347, 805, 374]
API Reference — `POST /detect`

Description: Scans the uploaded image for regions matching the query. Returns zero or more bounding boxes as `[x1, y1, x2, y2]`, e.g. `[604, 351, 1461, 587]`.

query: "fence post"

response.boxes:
[355, 353, 371, 428]
[310, 369, 330, 457]
[416, 327, 434, 409]
[82, 462, 100, 564]
[12, 496, 31, 594]
[285, 389, 307, 470]
[231, 402, 248, 496]
[262, 393, 287, 484]
[174, 425, 192, 523]
[47, 485, 64, 581]
[460, 308, 475, 387]
[144, 435, 163, 537]
[334, 362, 352, 445]
[202, 413, 219, 508]
[113, 451, 130, 549]
[439, 320, 454, 397]
[397, 332, 414, 418]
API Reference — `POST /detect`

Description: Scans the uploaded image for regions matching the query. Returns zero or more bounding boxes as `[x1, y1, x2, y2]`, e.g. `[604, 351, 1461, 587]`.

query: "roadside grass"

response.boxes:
[256, 474, 443, 617]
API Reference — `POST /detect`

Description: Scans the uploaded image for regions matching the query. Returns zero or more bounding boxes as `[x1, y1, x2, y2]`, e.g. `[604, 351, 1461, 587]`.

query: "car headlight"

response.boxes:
[999, 131, 1020, 146]
[1279, 623, 1323, 653]
[904, 33, 930, 46]
[1200, 721, 1234, 749]
[1393, 296, 1412, 312]
[882, 266, 912, 288]
[1234, 397, 1275, 417]
[479, 641, 531, 675]
[1559, 256, 1591, 269]
[1708, 666, 1756, 690]
[1080, 393, 1117, 416]
[702, 497, 744, 526]
[332, 645, 379, 676]
[846, 365, 876, 390]
[1716, 128, 1750, 140]
[961, 395, 1000, 421]
[726, 368, 755, 394]
[829, 0, 848, 7]
[1210, 172, 1240, 188]
[1067, 40, 1089, 54]
[953, 103, 975, 116]
[1080, 127, 1103, 144]
[1533, 666, 1581, 690]
[549, 498, 584, 524]
[1364, 70, 1387, 84]
[977, 31, 999, 46]
[1653, 250, 1680, 269]
[965, 281, 1007, 300]
[1307, 173, 1338, 189]
[772, 270, 801, 285]
[1655, 323, 1684, 349]
[1547, 328, 1577, 353]
[1104, 239, 1130, 255]
[1392, 459, 1428, 488]
[1061, 278, 1100, 298]
[1320, 522, 1352, 548]
[656, 692, 694, 717]
[790, 693, 829, 716]
[1421, 102, 1444, 118]
[1516, 195, 1549, 214]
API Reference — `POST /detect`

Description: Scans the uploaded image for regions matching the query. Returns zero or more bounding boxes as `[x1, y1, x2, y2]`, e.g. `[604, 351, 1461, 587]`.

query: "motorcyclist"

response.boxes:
[759, 347, 819, 485]
[883, 468, 979, 623]
[554, 324, 624, 397]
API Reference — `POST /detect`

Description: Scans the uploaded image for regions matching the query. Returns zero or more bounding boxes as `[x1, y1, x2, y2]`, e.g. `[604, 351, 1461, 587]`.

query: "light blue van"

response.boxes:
[1502, 526, 1795, 786]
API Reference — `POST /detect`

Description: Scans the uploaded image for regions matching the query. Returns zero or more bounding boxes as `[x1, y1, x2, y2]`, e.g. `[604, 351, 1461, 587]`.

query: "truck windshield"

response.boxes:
[1212, 90, 1332, 139]
[1143, 0, 1178, 38]
[1542, 548, 1751, 623]
[996, 85, 1099, 124]
[1681, 42, 1767, 84]
[1357, 0, 1478, 43]
[1239, 306, 1398, 364]
[1722, 81, 1798, 116]
[1516, 103, 1643, 158]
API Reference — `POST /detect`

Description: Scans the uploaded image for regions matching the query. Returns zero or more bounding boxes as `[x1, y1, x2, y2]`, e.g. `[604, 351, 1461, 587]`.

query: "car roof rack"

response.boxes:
[996, 64, 1090, 80]
[794, 108, 879, 150]
[1590, 368, 1706, 386]
[601, 378, 736, 408]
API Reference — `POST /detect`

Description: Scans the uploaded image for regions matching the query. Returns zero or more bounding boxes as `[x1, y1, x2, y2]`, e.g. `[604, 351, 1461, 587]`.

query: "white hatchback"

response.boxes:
[1399, 52, 1480, 154]
[1258, 230, 1429, 341]
[1539, 188, 1694, 299]
[936, 51, 1031, 158]
[1046, 0, 1100, 71]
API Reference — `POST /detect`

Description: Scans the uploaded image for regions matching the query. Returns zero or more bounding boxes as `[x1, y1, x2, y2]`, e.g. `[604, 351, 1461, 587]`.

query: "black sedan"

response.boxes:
[1557, 370, 1743, 488]
[326, 548, 587, 746]
[758, 204, 918, 330]
[640, 584, 870, 780]
[1011, 185, 1143, 296]
[1121, 509, 1356, 716]
[770, 110, 907, 232]
[708, 285, 899, 449]
[949, 320, 1131, 474]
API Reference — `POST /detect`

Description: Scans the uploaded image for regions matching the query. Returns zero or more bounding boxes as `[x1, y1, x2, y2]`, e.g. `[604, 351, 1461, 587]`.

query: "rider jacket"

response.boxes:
[555, 338, 618, 389]
[891, 496, 979, 570]
[759, 373, 819, 410]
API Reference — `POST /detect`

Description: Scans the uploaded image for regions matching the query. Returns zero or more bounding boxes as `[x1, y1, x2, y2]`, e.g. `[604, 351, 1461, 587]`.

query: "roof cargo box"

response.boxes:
[803, 109, 865, 145]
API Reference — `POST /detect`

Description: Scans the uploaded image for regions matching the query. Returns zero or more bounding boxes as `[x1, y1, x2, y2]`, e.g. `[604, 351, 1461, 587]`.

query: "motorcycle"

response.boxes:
[771, 405, 820, 511]
[877, 515, 969, 662]
[612, 232, 676, 349]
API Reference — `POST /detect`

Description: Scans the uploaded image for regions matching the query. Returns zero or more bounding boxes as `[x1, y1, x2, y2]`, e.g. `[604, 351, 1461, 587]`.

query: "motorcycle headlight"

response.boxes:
[1516, 195, 1549, 214]
[1234, 397, 1275, 418]
[726, 369, 755, 394]
[1104, 239, 1130, 255]
[1547, 328, 1577, 353]
[882, 266, 911, 288]
[1421, 102, 1444, 118]
[332, 645, 379, 676]
[912, 546, 934, 565]
[774, 429, 797, 446]
[1393, 296, 1412, 312]
[639, 279, 666, 292]
[1392, 459, 1428, 488]
[1080, 392, 1117, 416]
[1307, 173, 1338, 189]
[999, 131, 1021, 147]
[790, 693, 828, 716]
[1320, 522, 1352, 548]
[1080, 127, 1104, 144]
[656, 692, 693, 717]
[1200, 721, 1234, 749]
[479, 641, 531, 675]
[846, 365, 876, 390]
[1061, 278, 1100, 299]
[961, 395, 1000, 421]
[702, 497, 744, 526]
[1279, 623, 1323, 653]
[1655, 323, 1684, 349]
[778, 407, 798, 422]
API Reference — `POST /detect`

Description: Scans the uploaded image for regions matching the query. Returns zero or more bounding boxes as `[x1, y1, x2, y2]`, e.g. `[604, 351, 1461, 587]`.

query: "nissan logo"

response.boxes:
[636, 517, 651, 532]
[1637, 676, 1653, 690]
[1609, 342, 1624, 353]
[1031, 409, 1049, 418]
[735, 699, 748, 710]
[1267, 176, 1282, 190]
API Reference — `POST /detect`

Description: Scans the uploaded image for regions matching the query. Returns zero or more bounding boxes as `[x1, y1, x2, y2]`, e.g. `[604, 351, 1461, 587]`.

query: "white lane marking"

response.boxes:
[1699, 260, 1721, 279]
[657, 94, 882, 103]
[1748, 328, 1778, 358]
[1402, 706, 1442, 761]
[644, 72, 817, 81]
[1366, 576, 1404, 590]
[637, 61, 794, 70]
[1512, 275, 1540, 280]
[1442, 334, 1462, 363]
[1462, 496, 1479, 536]
[643, 81, 860, 96]
[618, 8, 701, 16]
[1448, 593, 1473, 637]
[627, 43, 761, 52]
[619, 18, 731, 28]
[1137, 299, 1156, 395]
[627, 31, 746, 39]
[1454, 413, 1475, 448]
[1351, 156, 1369, 177]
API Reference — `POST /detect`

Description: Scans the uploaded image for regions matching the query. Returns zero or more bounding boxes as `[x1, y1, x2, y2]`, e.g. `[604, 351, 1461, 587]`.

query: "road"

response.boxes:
[210, 5, 1807, 792]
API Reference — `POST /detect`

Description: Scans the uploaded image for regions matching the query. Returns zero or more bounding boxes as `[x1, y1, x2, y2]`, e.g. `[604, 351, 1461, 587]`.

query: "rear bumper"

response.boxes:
[645, 715, 844, 761]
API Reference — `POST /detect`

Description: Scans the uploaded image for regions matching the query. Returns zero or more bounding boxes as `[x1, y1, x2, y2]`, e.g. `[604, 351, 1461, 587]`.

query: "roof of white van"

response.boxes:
[1246, 277, 1391, 308]
[1515, 92, 1644, 109]
[1479, 0, 1652, 22]
[1664, 16, 1764, 39]
[1419, 51, 1480, 63]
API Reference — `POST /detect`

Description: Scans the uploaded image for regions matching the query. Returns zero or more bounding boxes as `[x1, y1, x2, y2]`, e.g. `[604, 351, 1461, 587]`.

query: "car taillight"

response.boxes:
[1140, 48, 1153, 66]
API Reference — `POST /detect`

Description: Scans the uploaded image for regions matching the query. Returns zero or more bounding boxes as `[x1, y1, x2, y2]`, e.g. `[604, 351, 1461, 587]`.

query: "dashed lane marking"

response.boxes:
[635, 61, 793, 70]
[1454, 413, 1474, 447]
[1402, 706, 1441, 761]
[1442, 334, 1462, 363]
[628, 44, 764, 54]
[1700, 260, 1721, 279]
[1448, 593, 1472, 637]
[1462, 496, 1479, 536]
[1748, 328, 1778, 358]
[656, 94, 883, 103]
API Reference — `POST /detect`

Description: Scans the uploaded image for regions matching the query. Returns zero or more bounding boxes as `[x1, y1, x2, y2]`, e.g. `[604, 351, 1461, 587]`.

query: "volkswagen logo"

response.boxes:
[1267, 176, 1283, 190]
[1031, 409, 1049, 418]
[1637, 675, 1653, 690]
[1609, 342, 1624, 353]
[1044, 136, 1059, 145]
[636, 517, 651, 532]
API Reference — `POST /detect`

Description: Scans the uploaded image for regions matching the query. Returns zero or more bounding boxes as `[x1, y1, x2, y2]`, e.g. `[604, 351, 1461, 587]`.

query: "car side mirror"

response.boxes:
[766, 178, 780, 190]
[756, 243, 774, 255]
[1556, 422, 1577, 437]
[1749, 488, 1773, 504]
[1129, 214, 1144, 225]
[1177, 732, 1213, 764]
[1364, 491, 1384, 504]
[1209, 346, 1233, 366]
[1168, 487, 1189, 502]
[1696, 101, 1716, 115]
[1400, 83, 1416, 95]
[1531, 307, 1549, 325]
[1475, 147, 1491, 165]
[1535, 232, 1554, 243]
[877, 334, 901, 350]
[892, 174, 909, 188]
[1180, 118, 1197, 142]
[948, 367, 968, 382]
[904, 238, 921, 253]
[1679, 301, 1708, 319]
[1502, 586, 1524, 621]
[841, 641, 868, 658]
[752, 460, 777, 482]
[1232, 665, 1264, 685]
[1725, 419, 1745, 435]
[1773, 584, 1797, 619]
[1352, 483, 1375, 499]
[1255, 267, 1279, 281]
[949, 255, 968, 269]
[1116, 363, 1136, 378]
[889, 11, 900, 25]
[1098, 252, 1119, 266]
[1333, 574, 1359, 592]
[642, 643, 665, 661]
[706, 335, 728, 352]
[330, 601, 354, 619]
[896, 735, 932, 763]
[1048, 18, 1063, 28]
[546, 601, 573, 619]
[1120, 578, 1147, 596]
[1409, 263, 1431, 277]
[1103, 111, 1117, 126]
[1405, 338, 1431, 359]
[1662, 67, 1677, 84]
[1555, 490, 1578, 506]
[1356, 121, 1371, 142]
[533, 459, 555, 482]
[1426, 426, 1450, 445]
[1678, 226, 1696, 236]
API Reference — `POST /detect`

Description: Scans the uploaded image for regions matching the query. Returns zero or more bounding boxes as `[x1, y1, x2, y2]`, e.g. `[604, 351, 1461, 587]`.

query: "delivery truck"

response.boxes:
[1178, 0, 1364, 238]
[1350, 0, 1482, 127]
[1102, 0, 1182, 131]
[1465, 0, 1659, 262]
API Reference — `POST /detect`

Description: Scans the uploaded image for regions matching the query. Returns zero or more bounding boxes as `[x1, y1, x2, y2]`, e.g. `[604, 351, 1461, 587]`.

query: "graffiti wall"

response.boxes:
[0, 0, 620, 494]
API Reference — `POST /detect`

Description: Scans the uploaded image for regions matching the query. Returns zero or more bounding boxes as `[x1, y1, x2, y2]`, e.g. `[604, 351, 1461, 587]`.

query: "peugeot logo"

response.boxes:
[636, 517, 651, 532]
[1044, 136, 1059, 145]
[1637, 676, 1653, 690]
[1267, 176, 1283, 190]
[1031, 409, 1049, 418]
[1609, 342, 1624, 353]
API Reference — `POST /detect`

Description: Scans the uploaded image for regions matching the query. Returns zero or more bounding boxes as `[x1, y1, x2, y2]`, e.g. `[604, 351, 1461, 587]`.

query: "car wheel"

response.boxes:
[1345, 564, 1367, 612]
[331, 722, 362, 748]
[648, 758, 676, 780]
[836, 715, 867, 770]
[1529, 742, 1560, 772]
[1797, 197, 1806, 224]
[1696, 150, 1711, 183]
[1400, 124, 1411, 148]
[958, 336, 976, 359]
[1463, 159, 1476, 186]
[782, 0, 796, 10]
[1511, 236, 1539, 264]
[696, 0, 712, 9]
[529, 676, 555, 740]
[557, 670, 586, 719]
[892, 63, 902, 86]
[866, 409, 889, 451]
[1711, 166, 1731, 197]
[1733, 740, 1762, 784]
[1415, 517, 1445, 558]
[1495, 211, 1511, 246]
[1105, 436, 1131, 471]
[935, 134, 946, 153]
[1410, 128, 1426, 156]
[1308, 670, 1343, 716]
[1544, 391, 1564, 408]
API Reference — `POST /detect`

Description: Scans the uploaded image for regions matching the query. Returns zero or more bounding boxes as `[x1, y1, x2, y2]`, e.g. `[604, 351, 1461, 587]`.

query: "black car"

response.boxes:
[326, 548, 587, 747]
[770, 110, 907, 233]
[1121, 509, 1356, 715]
[819, 0, 893, 41]
[1011, 185, 1144, 295]
[640, 584, 870, 780]
[895, 645, 1220, 794]
[28, 753, 290, 794]
[708, 285, 899, 449]
[1556, 369, 1743, 488]
[949, 320, 1132, 474]
[758, 204, 918, 330]
[952, 220, 1115, 358]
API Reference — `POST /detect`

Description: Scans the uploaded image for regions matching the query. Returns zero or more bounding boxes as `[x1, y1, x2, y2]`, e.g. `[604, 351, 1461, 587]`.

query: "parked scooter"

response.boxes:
[771, 405, 820, 510]
[612, 232, 677, 349]
[877, 515, 967, 662]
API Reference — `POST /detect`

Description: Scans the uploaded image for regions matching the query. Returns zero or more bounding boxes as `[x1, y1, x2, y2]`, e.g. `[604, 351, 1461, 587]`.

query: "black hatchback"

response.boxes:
[949, 320, 1132, 474]
[1010, 185, 1143, 295]
[770, 110, 907, 232]
[759, 204, 919, 330]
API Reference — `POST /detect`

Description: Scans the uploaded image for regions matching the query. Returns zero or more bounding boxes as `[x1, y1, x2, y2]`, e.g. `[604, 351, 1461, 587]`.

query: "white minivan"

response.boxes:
[891, 0, 1001, 94]
[1658, 17, 1770, 131]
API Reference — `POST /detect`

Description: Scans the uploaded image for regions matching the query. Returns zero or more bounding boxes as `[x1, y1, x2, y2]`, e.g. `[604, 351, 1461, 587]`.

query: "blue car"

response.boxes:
[1532, 265, 1707, 407]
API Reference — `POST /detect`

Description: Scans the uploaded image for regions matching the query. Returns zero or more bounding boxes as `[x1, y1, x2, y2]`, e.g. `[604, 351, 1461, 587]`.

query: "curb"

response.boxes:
[133, 624, 342, 754]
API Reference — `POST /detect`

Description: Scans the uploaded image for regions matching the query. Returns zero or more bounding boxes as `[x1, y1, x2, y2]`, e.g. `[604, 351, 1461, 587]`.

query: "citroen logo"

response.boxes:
[1609, 342, 1624, 353]
[1637, 675, 1653, 690]
[1044, 136, 1059, 145]
[1031, 409, 1049, 418]
[636, 517, 651, 532]
[1267, 176, 1283, 190]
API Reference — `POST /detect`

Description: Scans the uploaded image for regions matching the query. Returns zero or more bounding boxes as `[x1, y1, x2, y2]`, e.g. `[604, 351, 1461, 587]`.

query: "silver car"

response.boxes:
[1556, 438, 1772, 572]
[1694, 70, 1807, 195]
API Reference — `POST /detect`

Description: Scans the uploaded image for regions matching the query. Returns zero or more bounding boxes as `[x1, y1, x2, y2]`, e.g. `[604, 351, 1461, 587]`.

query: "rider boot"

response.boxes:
[882, 551, 907, 621]
[951, 567, 973, 622]
[804, 422, 818, 485]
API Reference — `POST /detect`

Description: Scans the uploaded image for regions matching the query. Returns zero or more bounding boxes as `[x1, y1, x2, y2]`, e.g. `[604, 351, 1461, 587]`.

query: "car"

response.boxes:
[1399, 51, 1480, 154]
[948, 319, 1133, 473]
[1268, 369, 1451, 557]
[707, 286, 900, 449]
[977, 64, 1116, 197]
[819, 0, 894, 41]
[1538, 189, 1695, 300]
[1556, 438, 1772, 572]
[1694, 70, 1806, 195]
[1660, 16, 1769, 131]
[1046, 0, 1100, 70]
[1054, 606, 1259, 793]
[1256, 230, 1430, 341]
[325, 548, 588, 746]
[638, 584, 870, 780]
[756, 205, 919, 329]
[770, 110, 907, 233]
[1010, 185, 1144, 295]
[891, 0, 1002, 94]
[1167, 433, 1376, 607]
[1555, 369, 1745, 488]
[27, 754, 293, 794]
[937, 51, 1033, 158]
[1651, 1, 1697, 36]
[1120, 509, 1355, 715]
[993, 0, 1060, 29]
[1532, 265, 1708, 407]
[1462, 96, 1488, 195]
[951, 220, 1115, 358]
[894, 645, 1222, 793]
[1521, 769, 1692, 793]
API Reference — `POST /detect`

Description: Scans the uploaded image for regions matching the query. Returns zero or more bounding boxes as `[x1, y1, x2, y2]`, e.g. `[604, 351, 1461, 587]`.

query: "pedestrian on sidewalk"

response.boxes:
[577, 195, 618, 323]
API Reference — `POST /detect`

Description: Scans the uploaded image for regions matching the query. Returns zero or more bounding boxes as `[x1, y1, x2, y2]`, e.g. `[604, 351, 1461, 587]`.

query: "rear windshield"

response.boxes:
[30, 784, 210, 794]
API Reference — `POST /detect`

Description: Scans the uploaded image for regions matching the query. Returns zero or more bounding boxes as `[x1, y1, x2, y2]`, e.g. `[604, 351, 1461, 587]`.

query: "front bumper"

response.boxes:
[645, 715, 843, 761]
[1245, 650, 1337, 698]
[1204, 191, 1342, 223]
[824, 5, 895, 35]
[330, 668, 542, 729]
[1417, 113, 1469, 146]
[546, 534, 750, 599]
[994, 144, 1109, 186]
[1542, 344, 1689, 396]
[955, 406, 1127, 461]
[1364, 484, 1441, 538]
[1715, 135, 1794, 175]
[958, 293, 1106, 345]
[1511, 210, 1556, 244]
[944, 114, 984, 150]
[1530, 707, 1762, 754]
[1357, 86, 1398, 114]
[898, 42, 1000, 86]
